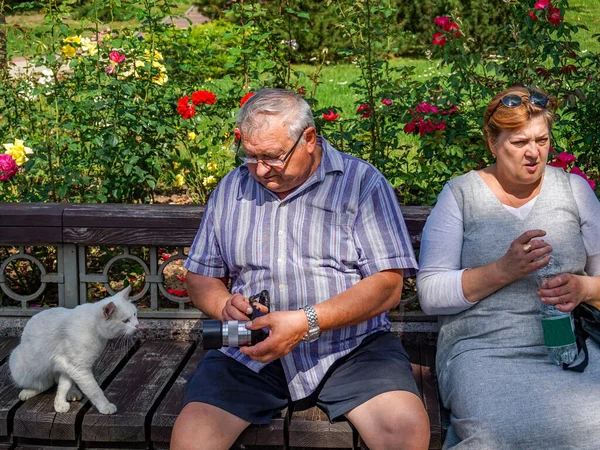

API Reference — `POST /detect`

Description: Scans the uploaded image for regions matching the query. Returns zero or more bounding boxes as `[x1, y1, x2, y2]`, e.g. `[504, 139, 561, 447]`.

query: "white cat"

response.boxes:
[9, 286, 139, 414]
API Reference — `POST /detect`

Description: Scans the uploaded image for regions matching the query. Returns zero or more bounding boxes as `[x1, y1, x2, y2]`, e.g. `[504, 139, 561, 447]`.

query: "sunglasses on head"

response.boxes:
[498, 90, 550, 109]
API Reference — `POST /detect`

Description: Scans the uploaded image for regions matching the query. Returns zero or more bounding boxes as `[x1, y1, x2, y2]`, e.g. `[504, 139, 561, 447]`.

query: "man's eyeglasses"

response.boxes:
[235, 127, 308, 167]
[493, 89, 550, 115]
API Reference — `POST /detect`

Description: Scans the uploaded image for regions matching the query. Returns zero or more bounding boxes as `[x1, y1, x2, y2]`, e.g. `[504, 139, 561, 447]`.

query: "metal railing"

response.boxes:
[0, 203, 432, 321]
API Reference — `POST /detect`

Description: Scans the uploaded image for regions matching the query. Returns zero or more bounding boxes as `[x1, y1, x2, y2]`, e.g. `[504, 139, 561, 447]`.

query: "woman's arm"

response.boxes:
[538, 174, 600, 311]
[417, 185, 473, 315]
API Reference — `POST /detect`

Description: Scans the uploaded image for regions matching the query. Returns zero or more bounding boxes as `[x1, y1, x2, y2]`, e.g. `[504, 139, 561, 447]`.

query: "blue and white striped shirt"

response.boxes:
[185, 137, 418, 400]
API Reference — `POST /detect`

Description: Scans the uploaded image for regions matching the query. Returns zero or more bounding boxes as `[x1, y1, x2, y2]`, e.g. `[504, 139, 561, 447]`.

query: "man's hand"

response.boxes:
[221, 293, 253, 321]
[239, 310, 307, 363]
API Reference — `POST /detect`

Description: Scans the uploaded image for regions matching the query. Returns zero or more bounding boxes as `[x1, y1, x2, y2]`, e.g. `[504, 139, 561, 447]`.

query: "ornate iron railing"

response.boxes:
[0, 203, 432, 321]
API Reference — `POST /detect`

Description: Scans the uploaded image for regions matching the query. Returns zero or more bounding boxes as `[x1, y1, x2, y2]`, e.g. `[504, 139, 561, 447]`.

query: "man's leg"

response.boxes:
[170, 350, 290, 450]
[345, 390, 429, 450]
[171, 402, 249, 450]
[315, 332, 430, 450]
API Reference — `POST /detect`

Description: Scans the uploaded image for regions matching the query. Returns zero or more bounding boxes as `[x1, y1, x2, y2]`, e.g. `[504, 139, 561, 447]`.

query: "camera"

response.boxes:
[202, 290, 271, 349]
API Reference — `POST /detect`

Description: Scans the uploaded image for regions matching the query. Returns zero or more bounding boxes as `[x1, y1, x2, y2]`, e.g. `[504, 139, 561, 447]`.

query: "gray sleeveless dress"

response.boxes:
[438, 166, 600, 449]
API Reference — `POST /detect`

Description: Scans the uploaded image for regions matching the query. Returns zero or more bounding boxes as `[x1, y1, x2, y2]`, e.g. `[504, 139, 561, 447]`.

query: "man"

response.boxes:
[172, 88, 429, 450]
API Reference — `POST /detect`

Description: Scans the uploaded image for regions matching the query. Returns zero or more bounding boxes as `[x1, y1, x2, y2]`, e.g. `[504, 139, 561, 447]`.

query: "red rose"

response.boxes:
[529, 10, 539, 20]
[404, 120, 418, 134]
[322, 110, 340, 121]
[548, 6, 563, 26]
[240, 92, 255, 107]
[234, 128, 241, 141]
[444, 22, 460, 37]
[432, 32, 447, 47]
[191, 90, 217, 105]
[0, 154, 18, 182]
[381, 98, 393, 106]
[177, 96, 195, 119]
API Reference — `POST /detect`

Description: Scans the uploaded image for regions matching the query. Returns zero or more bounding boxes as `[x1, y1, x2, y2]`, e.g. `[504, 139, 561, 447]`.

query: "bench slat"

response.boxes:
[11, 338, 139, 442]
[289, 407, 353, 449]
[0, 338, 18, 364]
[421, 343, 442, 450]
[0, 351, 22, 439]
[81, 340, 193, 444]
[150, 344, 207, 444]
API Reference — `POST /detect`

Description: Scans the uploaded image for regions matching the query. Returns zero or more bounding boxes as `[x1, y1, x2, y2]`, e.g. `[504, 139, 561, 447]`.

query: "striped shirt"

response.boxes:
[185, 137, 417, 400]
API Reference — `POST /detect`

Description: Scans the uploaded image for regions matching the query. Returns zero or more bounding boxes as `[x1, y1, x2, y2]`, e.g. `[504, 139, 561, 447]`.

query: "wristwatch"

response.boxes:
[300, 305, 321, 342]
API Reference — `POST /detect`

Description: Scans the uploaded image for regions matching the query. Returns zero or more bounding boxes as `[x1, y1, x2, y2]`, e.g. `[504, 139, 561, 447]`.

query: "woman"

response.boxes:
[417, 85, 600, 449]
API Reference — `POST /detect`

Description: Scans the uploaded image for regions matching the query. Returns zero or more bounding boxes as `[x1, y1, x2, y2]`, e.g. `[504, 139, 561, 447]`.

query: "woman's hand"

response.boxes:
[538, 273, 592, 313]
[496, 230, 552, 284]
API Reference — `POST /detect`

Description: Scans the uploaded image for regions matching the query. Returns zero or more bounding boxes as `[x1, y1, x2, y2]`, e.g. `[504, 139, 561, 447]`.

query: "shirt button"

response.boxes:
[277, 258, 282, 263]
[278, 230, 283, 236]
[279, 284, 284, 291]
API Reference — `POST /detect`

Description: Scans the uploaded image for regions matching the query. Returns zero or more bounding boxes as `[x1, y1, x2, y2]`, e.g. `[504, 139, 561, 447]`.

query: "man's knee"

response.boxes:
[347, 391, 430, 450]
[171, 402, 249, 450]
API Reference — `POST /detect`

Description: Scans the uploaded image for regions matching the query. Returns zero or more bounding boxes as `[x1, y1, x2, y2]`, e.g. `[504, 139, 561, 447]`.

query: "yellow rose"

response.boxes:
[80, 37, 98, 56]
[206, 162, 218, 173]
[174, 174, 185, 187]
[188, 131, 197, 141]
[152, 72, 168, 86]
[173, 162, 180, 170]
[62, 44, 77, 59]
[3, 139, 33, 166]
[63, 35, 82, 44]
[202, 175, 217, 189]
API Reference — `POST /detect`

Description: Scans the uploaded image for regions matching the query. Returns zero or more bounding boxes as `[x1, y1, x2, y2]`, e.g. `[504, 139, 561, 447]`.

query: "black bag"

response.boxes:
[564, 303, 600, 373]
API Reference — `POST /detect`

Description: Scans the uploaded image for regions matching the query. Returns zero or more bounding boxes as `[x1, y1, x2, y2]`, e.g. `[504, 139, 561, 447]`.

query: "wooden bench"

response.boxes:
[0, 203, 443, 449]
[0, 335, 442, 450]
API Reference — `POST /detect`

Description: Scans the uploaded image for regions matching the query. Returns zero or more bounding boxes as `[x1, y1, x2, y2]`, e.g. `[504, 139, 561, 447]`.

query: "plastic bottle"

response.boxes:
[535, 256, 578, 365]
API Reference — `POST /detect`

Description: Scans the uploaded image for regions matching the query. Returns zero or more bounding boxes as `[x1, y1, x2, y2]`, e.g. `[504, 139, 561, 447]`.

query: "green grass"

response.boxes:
[568, 0, 600, 54]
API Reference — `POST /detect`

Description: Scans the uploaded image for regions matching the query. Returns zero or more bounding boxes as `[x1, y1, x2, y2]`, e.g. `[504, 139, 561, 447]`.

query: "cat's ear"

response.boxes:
[103, 302, 117, 320]
[120, 285, 132, 299]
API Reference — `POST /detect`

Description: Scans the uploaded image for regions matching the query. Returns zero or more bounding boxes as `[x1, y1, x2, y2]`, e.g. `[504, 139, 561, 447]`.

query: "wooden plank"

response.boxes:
[150, 345, 207, 444]
[0, 358, 21, 439]
[81, 340, 193, 444]
[0, 204, 66, 227]
[62, 227, 197, 247]
[289, 407, 353, 449]
[421, 344, 442, 450]
[62, 204, 205, 229]
[0, 228, 62, 245]
[11, 337, 139, 442]
[405, 343, 423, 397]
[0, 339, 18, 364]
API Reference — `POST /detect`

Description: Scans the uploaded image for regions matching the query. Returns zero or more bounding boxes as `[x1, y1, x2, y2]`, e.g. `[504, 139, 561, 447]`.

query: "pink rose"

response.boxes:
[534, 0, 551, 9]
[381, 98, 393, 106]
[415, 102, 439, 115]
[404, 119, 418, 134]
[109, 51, 126, 63]
[434, 16, 450, 28]
[0, 154, 18, 182]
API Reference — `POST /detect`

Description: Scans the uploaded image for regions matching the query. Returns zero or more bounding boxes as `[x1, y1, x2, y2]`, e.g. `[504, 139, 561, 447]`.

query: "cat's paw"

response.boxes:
[54, 400, 70, 413]
[97, 402, 117, 415]
[67, 387, 82, 402]
[19, 389, 40, 401]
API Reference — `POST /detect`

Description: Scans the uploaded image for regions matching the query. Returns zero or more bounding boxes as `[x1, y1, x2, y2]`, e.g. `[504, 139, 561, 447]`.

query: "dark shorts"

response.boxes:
[183, 331, 419, 425]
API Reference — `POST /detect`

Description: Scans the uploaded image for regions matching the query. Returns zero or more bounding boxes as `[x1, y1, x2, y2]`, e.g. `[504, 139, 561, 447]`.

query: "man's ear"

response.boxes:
[103, 302, 117, 320]
[305, 127, 318, 153]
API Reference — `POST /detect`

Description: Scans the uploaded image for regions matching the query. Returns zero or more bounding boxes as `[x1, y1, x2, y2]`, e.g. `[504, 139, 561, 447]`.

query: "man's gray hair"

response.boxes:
[237, 88, 315, 143]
